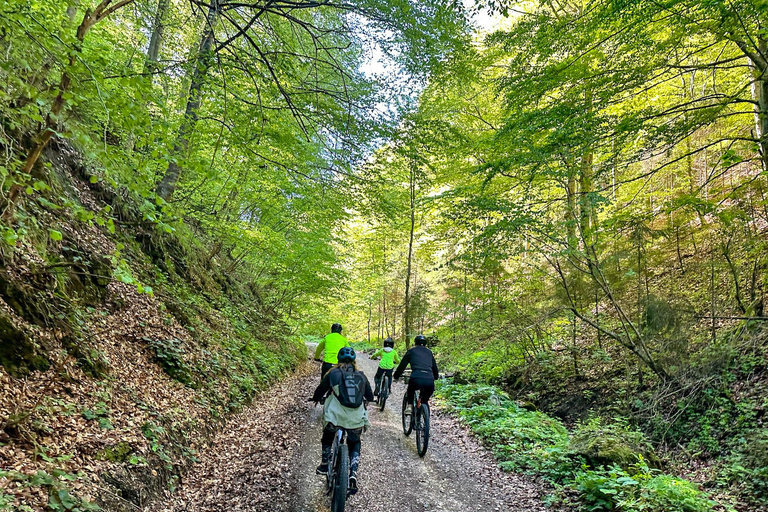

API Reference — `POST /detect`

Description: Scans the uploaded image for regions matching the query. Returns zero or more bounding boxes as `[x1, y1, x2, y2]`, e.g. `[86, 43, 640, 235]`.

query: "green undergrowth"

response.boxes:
[350, 339, 377, 354]
[0, 469, 99, 512]
[436, 382, 720, 511]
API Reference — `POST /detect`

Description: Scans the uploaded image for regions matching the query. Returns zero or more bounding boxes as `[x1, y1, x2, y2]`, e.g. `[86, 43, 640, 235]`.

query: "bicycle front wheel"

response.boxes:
[416, 404, 430, 457]
[331, 444, 349, 512]
[402, 394, 413, 436]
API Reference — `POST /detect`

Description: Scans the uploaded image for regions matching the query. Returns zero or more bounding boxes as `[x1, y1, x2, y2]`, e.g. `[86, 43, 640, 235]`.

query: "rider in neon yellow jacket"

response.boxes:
[314, 323, 349, 377]
[371, 337, 399, 396]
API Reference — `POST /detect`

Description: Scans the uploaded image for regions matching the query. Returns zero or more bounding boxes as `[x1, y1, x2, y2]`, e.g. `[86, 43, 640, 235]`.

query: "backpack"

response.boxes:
[332, 369, 366, 408]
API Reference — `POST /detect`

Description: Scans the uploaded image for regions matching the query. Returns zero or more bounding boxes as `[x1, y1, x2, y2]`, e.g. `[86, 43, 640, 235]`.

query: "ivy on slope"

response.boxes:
[436, 383, 719, 512]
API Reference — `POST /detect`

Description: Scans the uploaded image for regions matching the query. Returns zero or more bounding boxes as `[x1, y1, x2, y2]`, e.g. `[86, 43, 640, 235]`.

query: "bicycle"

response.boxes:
[401, 387, 430, 457]
[376, 373, 392, 411]
[310, 396, 352, 511]
[325, 425, 350, 512]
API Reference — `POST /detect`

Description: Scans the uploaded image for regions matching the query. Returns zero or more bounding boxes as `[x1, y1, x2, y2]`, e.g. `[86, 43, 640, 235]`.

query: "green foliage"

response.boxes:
[437, 382, 571, 479]
[81, 402, 109, 421]
[350, 340, 377, 354]
[437, 382, 717, 510]
[721, 429, 768, 507]
[0, 469, 99, 512]
[452, 350, 513, 384]
[575, 462, 716, 512]
[144, 337, 193, 386]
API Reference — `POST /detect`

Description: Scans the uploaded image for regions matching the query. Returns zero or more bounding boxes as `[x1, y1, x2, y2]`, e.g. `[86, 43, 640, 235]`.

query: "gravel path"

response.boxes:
[154, 352, 548, 512]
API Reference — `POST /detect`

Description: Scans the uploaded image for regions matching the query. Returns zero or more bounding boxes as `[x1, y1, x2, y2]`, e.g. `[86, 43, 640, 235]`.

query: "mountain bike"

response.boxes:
[325, 426, 350, 511]
[401, 388, 430, 457]
[376, 372, 392, 411]
[311, 396, 352, 511]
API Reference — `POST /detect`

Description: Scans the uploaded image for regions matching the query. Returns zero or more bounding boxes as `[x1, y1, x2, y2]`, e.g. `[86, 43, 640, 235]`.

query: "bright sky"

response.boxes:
[359, 2, 502, 79]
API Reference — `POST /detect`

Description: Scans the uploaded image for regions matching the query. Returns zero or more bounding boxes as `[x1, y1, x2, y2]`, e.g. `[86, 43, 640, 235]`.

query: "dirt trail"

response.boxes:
[154, 352, 547, 512]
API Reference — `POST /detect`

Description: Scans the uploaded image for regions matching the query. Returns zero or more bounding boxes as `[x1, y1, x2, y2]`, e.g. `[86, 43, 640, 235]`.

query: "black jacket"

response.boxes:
[394, 345, 439, 381]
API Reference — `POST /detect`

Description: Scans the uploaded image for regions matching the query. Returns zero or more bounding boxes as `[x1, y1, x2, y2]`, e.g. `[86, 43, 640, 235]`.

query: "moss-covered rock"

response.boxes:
[0, 310, 49, 376]
[568, 418, 661, 469]
[98, 442, 133, 462]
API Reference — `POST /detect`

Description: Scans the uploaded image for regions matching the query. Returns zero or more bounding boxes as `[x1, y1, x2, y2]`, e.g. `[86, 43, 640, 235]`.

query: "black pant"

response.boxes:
[406, 376, 435, 405]
[374, 368, 393, 393]
[321, 362, 334, 379]
[322, 424, 362, 468]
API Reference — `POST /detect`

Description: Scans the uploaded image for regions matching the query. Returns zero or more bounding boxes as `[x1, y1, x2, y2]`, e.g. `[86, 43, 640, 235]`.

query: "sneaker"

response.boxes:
[348, 473, 358, 495]
[316, 464, 328, 475]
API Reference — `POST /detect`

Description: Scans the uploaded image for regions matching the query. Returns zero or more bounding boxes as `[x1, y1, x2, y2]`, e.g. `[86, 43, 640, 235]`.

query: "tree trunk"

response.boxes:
[736, 36, 768, 172]
[756, 63, 768, 173]
[565, 170, 578, 251]
[367, 301, 372, 344]
[403, 161, 416, 350]
[144, 0, 170, 75]
[155, 2, 219, 200]
[579, 89, 595, 249]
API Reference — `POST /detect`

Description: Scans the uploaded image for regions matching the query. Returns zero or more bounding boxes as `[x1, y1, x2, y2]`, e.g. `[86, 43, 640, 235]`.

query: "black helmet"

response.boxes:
[331, 323, 342, 333]
[414, 334, 427, 346]
[384, 337, 394, 348]
[337, 346, 356, 363]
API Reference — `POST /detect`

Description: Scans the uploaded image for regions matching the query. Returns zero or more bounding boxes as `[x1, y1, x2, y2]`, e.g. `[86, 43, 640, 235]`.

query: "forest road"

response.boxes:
[155, 350, 547, 512]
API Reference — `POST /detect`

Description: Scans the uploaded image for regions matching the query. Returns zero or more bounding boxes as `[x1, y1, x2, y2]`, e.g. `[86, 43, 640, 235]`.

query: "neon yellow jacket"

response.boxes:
[314, 332, 350, 364]
[371, 347, 400, 369]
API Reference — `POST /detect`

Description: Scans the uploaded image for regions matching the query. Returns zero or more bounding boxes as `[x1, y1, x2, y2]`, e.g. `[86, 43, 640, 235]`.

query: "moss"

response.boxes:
[98, 442, 133, 462]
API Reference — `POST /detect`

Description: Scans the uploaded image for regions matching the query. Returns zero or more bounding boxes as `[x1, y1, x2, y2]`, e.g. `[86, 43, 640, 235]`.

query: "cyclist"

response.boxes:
[314, 323, 349, 378]
[371, 337, 399, 397]
[311, 346, 373, 494]
[393, 334, 439, 406]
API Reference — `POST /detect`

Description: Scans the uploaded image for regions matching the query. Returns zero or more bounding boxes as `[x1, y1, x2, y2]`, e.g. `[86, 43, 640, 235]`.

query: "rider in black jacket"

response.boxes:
[393, 334, 439, 405]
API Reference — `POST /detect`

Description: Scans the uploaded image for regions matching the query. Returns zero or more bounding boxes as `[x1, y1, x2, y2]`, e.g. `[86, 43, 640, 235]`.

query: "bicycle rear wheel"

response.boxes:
[379, 379, 388, 411]
[401, 394, 413, 436]
[416, 403, 430, 457]
[331, 444, 349, 512]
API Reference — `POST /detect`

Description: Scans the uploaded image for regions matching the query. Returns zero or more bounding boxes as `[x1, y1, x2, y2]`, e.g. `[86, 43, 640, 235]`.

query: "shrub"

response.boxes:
[721, 428, 768, 507]
[575, 461, 716, 512]
[437, 383, 571, 479]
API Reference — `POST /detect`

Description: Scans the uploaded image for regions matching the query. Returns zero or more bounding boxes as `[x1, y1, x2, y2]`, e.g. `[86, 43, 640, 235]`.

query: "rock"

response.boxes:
[568, 421, 661, 469]
[0, 309, 49, 376]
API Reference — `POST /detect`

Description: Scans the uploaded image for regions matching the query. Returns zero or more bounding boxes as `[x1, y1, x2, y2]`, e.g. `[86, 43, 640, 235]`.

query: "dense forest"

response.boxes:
[0, 0, 767, 511]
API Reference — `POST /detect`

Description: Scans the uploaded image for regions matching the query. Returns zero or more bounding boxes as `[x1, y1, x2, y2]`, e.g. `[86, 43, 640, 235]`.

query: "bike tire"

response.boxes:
[416, 403, 430, 457]
[379, 387, 388, 411]
[401, 394, 413, 436]
[326, 435, 338, 494]
[331, 444, 349, 512]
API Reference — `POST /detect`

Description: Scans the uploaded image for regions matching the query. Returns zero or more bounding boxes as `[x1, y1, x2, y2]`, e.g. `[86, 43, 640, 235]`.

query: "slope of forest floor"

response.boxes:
[0, 141, 304, 511]
[437, 325, 768, 511]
